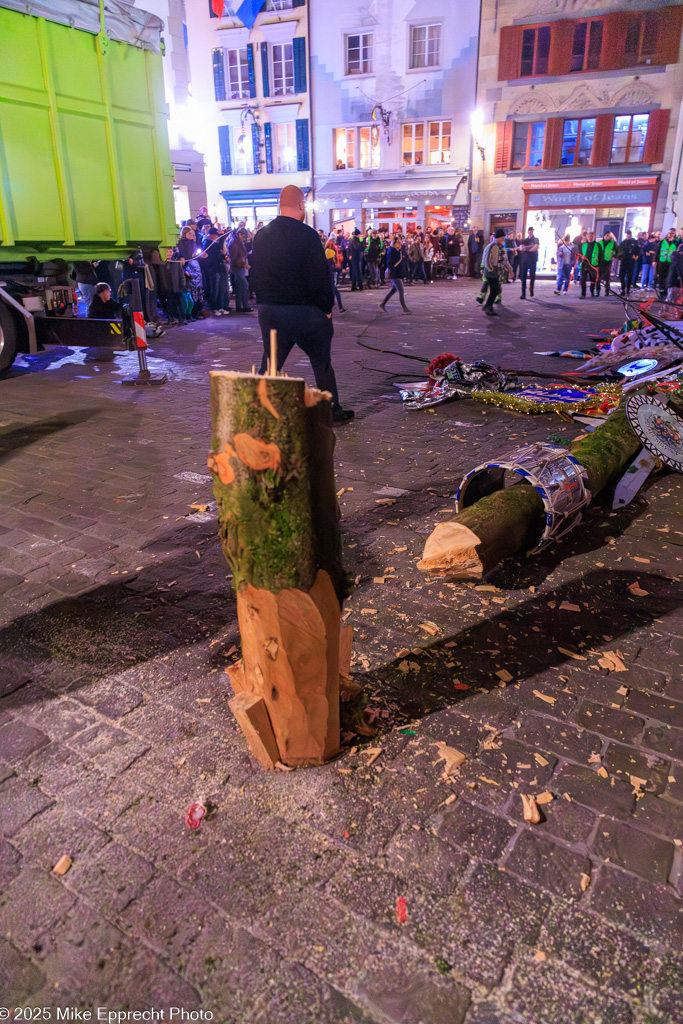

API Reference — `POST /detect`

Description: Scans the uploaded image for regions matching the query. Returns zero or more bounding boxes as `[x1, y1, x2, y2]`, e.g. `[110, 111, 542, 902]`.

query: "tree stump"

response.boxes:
[209, 372, 346, 768]
[418, 409, 642, 579]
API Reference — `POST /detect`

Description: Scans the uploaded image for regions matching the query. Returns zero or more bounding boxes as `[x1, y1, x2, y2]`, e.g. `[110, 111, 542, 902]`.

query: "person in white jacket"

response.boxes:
[554, 235, 575, 295]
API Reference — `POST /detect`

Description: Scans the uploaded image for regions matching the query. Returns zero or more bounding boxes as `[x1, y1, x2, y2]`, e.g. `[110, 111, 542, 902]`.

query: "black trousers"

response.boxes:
[596, 260, 612, 295]
[483, 274, 501, 310]
[257, 304, 340, 408]
[619, 259, 635, 294]
[519, 258, 536, 296]
[580, 263, 597, 296]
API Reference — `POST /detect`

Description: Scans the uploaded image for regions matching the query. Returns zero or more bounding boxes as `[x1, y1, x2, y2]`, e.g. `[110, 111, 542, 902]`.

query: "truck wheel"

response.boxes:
[0, 303, 19, 373]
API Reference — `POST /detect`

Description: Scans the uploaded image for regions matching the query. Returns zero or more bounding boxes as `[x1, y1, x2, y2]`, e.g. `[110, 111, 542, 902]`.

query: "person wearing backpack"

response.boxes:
[482, 229, 511, 316]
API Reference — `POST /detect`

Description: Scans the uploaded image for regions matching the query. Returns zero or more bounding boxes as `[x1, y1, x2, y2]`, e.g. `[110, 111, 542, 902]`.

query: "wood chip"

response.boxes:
[433, 741, 467, 777]
[557, 647, 587, 661]
[598, 651, 627, 673]
[365, 747, 383, 767]
[474, 584, 499, 592]
[495, 669, 513, 683]
[375, 498, 396, 506]
[633, 556, 650, 563]
[53, 855, 72, 876]
[630, 775, 648, 791]
[521, 793, 541, 824]
[536, 791, 554, 805]
[533, 690, 557, 704]
[580, 872, 591, 892]
[419, 621, 439, 635]
[444, 793, 457, 805]
[534, 753, 549, 767]
[628, 582, 649, 597]
[534, 950, 547, 962]
[360, 608, 378, 616]
[559, 601, 581, 612]
[617, 685, 629, 696]
[597, 766, 608, 778]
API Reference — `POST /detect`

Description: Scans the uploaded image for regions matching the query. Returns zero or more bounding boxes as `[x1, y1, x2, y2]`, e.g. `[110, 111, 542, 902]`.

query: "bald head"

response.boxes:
[279, 185, 306, 221]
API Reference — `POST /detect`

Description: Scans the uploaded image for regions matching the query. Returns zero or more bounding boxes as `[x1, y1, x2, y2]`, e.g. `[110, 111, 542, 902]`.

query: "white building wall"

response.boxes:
[309, 0, 479, 233]
[184, 0, 311, 227]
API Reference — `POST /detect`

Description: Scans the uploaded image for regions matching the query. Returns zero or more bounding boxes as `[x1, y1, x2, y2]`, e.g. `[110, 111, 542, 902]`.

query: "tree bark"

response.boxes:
[209, 372, 344, 767]
[418, 409, 641, 579]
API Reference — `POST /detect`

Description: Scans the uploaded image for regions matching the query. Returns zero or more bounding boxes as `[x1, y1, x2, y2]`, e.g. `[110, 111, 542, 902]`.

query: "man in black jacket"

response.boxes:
[250, 186, 354, 424]
[618, 230, 640, 297]
[87, 283, 119, 319]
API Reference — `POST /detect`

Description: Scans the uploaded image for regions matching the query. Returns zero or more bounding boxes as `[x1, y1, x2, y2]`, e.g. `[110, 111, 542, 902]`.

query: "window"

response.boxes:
[359, 126, 380, 169]
[570, 19, 603, 71]
[428, 120, 451, 164]
[611, 113, 649, 164]
[232, 125, 254, 175]
[265, 0, 293, 9]
[272, 42, 294, 96]
[520, 25, 551, 76]
[402, 123, 424, 166]
[561, 118, 596, 165]
[625, 11, 659, 64]
[334, 128, 355, 169]
[346, 33, 373, 74]
[225, 48, 250, 99]
[275, 123, 297, 172]
[410, 24, 441, 68]
[212, 48, 226, 101]
[512, 122, 546, 168]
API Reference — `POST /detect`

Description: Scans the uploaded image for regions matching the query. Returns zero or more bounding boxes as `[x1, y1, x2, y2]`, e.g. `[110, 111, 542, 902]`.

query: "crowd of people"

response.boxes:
[474, 224, 683, 314]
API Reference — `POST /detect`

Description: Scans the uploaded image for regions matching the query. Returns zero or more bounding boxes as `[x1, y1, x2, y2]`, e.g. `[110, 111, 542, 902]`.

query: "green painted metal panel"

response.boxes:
[0, 5, 176, 259]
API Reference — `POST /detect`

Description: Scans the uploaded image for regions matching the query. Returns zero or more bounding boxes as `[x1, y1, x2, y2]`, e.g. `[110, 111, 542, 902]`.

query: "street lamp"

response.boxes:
[471, 108, 486, 161]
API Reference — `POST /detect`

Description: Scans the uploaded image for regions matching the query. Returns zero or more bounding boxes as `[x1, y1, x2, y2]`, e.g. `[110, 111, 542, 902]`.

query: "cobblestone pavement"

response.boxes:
[1, 278, 682, 1024]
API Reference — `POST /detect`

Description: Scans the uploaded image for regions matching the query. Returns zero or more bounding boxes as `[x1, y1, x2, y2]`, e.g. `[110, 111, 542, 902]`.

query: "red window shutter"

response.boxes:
[643, 109, 670, 164]
[652, 6, 683, 65]
[494, 122, 513, 173]
[542, 118, 563, 169]
[591, 113, 614, 167]
[600, 12, 632, 70]
[498, 25, 523, 80]
[548, 20, 574, 75]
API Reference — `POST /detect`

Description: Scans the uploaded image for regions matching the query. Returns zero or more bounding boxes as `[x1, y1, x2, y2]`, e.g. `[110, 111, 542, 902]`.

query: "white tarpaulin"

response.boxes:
[0, 0, 164, 52]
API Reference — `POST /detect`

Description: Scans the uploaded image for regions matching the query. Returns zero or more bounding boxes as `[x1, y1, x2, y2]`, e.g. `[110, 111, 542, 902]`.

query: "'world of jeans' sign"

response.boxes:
[528, 190, 654, 207]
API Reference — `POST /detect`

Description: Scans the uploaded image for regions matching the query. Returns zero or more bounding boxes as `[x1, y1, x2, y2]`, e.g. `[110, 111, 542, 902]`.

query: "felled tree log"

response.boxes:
[209, 372, 345, 768]
[418, 409, 641, 579]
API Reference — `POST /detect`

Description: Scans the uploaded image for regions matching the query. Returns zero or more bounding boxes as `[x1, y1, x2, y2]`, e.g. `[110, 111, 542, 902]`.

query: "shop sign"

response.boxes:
[522, 177, 659, 191]
[528, 189, 653, 207]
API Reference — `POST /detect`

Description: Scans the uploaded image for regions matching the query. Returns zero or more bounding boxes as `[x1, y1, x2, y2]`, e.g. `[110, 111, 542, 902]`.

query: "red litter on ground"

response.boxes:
[396, 897, 408, 925]
[185, 802, 206, 829]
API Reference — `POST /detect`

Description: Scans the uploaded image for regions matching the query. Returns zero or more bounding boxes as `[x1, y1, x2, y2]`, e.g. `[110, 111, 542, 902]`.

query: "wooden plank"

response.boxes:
[229, 691, 280, 770]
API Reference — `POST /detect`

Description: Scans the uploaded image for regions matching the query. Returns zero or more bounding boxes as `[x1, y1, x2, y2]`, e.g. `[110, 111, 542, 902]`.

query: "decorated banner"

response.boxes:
[471, 383, 622, 415]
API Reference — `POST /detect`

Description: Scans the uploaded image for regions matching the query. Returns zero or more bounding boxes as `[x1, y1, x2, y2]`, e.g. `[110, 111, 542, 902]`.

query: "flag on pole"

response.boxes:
[211, 0, 225, 17]
[235, 0, 265, 30]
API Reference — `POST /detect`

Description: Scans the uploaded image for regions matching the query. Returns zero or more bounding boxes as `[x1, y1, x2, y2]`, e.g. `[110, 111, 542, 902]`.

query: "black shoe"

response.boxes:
[475, 295, 484, 305]
[401, 308, 413, 314]
[529, 288, 534, 297]
[485, 308, 498, 316]
[333, 407, 355, 424]
[338, 307, 347, 314]
[237, 307, 254, 313]
[520, 294, 526, 299]
[378, 303, 387, 312]
[579, 294, 586, 299]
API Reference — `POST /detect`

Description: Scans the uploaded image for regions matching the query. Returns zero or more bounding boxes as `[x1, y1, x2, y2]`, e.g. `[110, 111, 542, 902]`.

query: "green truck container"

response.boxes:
[0, 0, 177, 371]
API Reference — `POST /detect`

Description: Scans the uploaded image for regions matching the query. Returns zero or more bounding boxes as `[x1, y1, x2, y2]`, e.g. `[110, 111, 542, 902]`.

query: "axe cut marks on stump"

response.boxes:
[209, 371, 345, 768]
[418, 409, 642, 579]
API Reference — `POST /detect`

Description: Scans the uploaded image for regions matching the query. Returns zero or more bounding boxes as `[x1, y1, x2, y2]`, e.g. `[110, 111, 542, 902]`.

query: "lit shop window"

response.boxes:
[410, 24, 441, 68]
[402, 123, 424, 165]
[359, 126, 380, 169]
[334, 128, 355, 170]
[232, 125, 254, 174]
[346, 33, 373, 74]
[512, 122, 545, 169]
[561, 118, 596, 165]
[226, 47, 250, 100]
[520, 25, 551, 76]
[428, 121, 451, 164]
[276, 122, 297, 172]
[611, 113, 649, 164]
[272, 42, 294, 96]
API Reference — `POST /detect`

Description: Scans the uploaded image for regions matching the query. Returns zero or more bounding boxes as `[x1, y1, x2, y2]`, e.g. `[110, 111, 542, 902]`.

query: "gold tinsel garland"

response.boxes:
[471, 384, 624, 416]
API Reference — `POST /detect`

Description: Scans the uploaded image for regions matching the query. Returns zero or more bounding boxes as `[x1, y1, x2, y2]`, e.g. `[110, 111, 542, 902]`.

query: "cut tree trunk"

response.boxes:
[418, 409, 641, 579]
[209, 372, 344, 768]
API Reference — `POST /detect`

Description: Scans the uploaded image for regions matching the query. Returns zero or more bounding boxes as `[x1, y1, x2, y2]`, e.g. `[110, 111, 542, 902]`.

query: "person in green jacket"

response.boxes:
[579, 231, 599, 298]
[657, 228, 679, 297]
[595, 231, 616, 297]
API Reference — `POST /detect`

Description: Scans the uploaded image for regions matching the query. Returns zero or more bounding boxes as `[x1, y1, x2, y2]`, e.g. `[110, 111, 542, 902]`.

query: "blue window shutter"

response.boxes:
[261, 41, 270, 97]
[296, 118, 309, 171]
[264, 122, 273, 173]
[252, 123, 261, 173]
[212, 48, 226, 101]
[246, 43, 257, 98]
[292, 0, 305, 7]
[218, 125, 232, 176]
[293, 36, 307, 93]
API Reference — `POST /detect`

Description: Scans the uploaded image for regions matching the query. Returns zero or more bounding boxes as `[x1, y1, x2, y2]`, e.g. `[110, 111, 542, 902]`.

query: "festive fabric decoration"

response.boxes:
[470, 383, 622, 416]
[427, 353, 458, 379]
[396, 359, 515, 410]
[456, 443, 591, 554]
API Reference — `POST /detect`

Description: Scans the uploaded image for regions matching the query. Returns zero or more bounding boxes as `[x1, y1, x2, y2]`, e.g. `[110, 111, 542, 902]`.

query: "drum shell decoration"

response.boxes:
[456, 443, 592, 554]
[625, 394, 683, 473]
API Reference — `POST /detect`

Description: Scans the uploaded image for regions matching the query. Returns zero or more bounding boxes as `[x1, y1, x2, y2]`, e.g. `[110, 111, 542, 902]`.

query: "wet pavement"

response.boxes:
[1, 278, 682, 1023]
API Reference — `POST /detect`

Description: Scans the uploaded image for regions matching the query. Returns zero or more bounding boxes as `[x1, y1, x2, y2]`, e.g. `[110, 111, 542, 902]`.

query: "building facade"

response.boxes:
[474, 0, 683, 270]
[139, 0, 207, 221]
[183, 0, 311, 228]
[309, 0, 479, 236]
